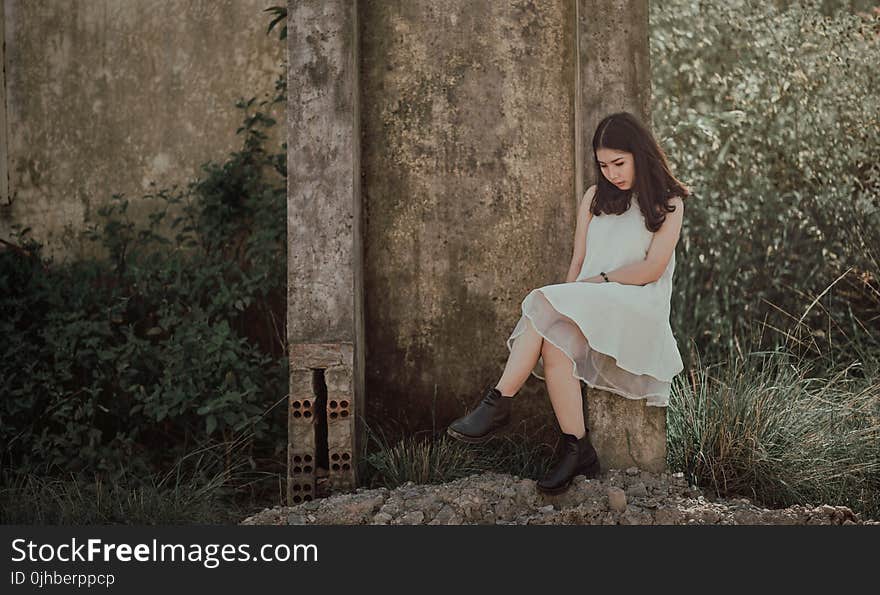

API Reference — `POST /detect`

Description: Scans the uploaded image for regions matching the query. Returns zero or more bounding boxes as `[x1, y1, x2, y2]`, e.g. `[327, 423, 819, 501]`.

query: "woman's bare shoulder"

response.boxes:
[581, 184, 597, 209]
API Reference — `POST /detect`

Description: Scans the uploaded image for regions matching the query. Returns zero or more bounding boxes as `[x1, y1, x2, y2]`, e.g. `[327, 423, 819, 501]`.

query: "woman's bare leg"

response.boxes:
[540, 336, 586, 439]
[494, 318, 543, 397]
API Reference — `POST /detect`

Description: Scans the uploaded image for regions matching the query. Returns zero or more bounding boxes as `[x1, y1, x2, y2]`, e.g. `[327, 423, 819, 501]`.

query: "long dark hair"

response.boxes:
[590, 112, 690, 232]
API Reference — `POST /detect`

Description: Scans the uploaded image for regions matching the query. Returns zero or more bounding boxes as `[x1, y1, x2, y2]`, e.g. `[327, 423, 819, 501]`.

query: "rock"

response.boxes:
[371, 512, 392, 525]
[620, 505, 652, 525]
[378, 502, 401, 517]
[494, 499, 518, 522]
[607, 487, 627, 512]
[732, 509, 763, 525]
[287, 513, 308, 525]
[626, 482, 648, 499]
[695, 508, 722, 524]
[654, 506, 683, 525]
[311, 493, 386, 524]
[639, 470, 658, 486]
[429, 505, 462, 525]
[625, 466, 640, 476]
[394, 510, 425, 525]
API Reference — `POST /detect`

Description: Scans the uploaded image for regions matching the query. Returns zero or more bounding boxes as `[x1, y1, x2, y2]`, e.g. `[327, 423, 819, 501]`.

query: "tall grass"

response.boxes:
[0, 433, 272, 525]
[667, 328, 880, 518]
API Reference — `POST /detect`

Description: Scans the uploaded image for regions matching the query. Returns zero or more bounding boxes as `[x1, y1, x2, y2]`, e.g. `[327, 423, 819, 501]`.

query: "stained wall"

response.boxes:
[0, 0, 285, 262]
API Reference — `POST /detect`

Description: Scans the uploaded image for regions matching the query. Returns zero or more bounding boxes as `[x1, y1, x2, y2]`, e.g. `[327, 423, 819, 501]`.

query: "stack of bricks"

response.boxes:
[288, 343, 356, 505]
[324, 364, 355, 490]
[288, 366, 316, 505]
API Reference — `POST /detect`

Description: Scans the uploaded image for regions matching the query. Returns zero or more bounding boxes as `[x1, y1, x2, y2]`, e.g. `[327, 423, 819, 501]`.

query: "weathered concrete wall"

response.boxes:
[577, 0, 653, 192]
[0, 0, 284, 263]
[360, 0, 577, 434]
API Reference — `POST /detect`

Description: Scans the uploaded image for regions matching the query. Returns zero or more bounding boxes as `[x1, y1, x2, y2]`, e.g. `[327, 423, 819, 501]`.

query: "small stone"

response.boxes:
[379, 503, 401, 517]
[538, 504, 555, 513]
[287, 513, 308, 525]
[625, 466, 640, 476]
[732, 509, 762, 525]
[626, 482, 648, 499]
[654, 506, 683, 525]
[371, 513, 392, 525]
[620, 505, 652, 525]
[395, 511, 425, 525]
[607, 487, 627, 512]
[429, 505, 462, 525]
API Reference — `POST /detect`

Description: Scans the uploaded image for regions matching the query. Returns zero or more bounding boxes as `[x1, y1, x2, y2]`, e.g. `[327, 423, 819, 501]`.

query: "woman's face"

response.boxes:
[596, 148, 634, 190]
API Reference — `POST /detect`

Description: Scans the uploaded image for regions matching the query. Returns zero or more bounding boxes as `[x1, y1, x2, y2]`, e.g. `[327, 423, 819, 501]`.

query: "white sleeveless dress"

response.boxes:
[506, 189, 684, 406]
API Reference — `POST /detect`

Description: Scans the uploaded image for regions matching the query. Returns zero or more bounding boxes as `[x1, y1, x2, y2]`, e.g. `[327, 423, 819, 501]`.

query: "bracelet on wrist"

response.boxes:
[599, 271, 609, 282]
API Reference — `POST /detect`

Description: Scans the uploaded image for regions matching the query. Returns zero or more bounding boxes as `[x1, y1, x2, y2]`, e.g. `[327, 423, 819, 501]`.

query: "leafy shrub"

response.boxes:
[0, 90, 288, 486]
[651, 0, 880, 368]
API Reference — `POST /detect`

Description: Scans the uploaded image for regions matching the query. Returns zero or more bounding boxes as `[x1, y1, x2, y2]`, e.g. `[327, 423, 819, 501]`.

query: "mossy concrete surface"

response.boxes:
[360, 0, 576, 436]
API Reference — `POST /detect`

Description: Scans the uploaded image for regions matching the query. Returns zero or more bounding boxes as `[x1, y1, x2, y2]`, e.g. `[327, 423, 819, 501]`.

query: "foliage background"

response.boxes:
[653, 0, 880, 517]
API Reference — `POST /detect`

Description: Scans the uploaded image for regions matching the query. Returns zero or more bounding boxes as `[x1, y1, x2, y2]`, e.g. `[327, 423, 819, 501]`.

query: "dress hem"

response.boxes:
[536, 287, 682, 382]
[508, 310, 670, 408]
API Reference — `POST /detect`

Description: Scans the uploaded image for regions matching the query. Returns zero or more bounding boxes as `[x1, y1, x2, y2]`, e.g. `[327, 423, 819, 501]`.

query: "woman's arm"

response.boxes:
[565, 185, 596, 283]
[581, 197, 685, 285]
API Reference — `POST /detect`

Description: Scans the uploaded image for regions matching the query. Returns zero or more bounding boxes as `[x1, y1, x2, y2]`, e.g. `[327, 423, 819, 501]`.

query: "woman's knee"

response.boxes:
[540, 338, 565, 361]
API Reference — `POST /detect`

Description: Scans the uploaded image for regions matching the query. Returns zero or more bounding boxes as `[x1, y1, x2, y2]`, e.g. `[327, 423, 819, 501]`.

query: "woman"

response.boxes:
[447, 111, 689, 495]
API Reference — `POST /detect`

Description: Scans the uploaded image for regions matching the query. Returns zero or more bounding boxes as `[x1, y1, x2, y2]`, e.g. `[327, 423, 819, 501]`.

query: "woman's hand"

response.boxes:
[577, 275, 604, 283]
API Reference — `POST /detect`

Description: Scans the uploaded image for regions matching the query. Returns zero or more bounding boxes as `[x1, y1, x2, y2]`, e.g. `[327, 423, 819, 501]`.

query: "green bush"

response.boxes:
[0, 92, 288, 487]
[651, 0, 880, 369]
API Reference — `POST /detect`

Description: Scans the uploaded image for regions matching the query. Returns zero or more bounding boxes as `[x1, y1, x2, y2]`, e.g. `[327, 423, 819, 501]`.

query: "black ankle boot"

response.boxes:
[536, 431, 601, 495]
[446, 387, 512, 444]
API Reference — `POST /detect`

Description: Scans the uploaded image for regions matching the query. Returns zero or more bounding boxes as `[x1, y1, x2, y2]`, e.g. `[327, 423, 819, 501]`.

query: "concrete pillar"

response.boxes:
[0, 0, 9, 208]
[577, 0, 666, 472]
[286, 0, 363, 503]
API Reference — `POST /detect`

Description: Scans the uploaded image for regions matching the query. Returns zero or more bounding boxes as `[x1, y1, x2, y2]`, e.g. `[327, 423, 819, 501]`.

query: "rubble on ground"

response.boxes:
[241, 468, 876, 526]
